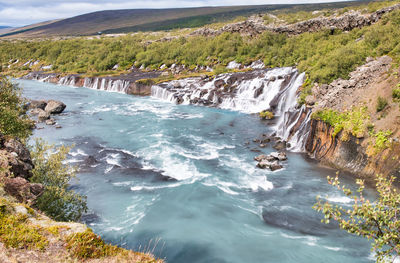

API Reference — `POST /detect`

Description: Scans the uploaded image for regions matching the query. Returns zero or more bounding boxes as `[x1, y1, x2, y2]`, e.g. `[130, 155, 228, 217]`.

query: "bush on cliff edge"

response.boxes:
[30, 139, 87, 222]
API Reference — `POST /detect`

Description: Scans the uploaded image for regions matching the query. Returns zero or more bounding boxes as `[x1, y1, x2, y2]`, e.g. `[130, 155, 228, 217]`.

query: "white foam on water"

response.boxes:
[105, 153, 121, 166]
[69, 149, 88, 157]
[130, 182, 183, 192]
[323, 246, 342, 252]
[104, 166, 114, 174]
[64, 158, 83, 164]
[202, 181, 240, 196]
[326, 195, 353, 204]
[245, 175, 274, 192]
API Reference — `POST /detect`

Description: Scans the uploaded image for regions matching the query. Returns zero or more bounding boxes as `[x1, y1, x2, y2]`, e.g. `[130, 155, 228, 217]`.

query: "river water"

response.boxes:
[18, 79, 373, 263]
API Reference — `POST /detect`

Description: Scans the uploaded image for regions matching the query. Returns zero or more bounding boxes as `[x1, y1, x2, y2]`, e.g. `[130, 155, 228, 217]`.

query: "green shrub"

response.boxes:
[371, 130, 393, 153]
[259, 110, 274, 120]
[0, 211, 48, 250]
[0, 77, 33, 140]
[30, 139, 87, 222]
[314, 173, 400, 262]
[312, 107, 370, 140]
[376, 96, 388, 112]
[66, 229, 125, 259]
[392, 87, 400, 100]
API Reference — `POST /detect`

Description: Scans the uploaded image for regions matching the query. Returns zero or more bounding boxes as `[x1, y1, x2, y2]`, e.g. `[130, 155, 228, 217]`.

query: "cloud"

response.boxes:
[0, 0, 351, 27]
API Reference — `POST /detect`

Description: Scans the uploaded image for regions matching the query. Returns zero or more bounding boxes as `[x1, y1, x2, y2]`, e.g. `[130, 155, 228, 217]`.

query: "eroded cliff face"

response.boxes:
[305, 119, 400, 180]
[301, 56, 400, 179]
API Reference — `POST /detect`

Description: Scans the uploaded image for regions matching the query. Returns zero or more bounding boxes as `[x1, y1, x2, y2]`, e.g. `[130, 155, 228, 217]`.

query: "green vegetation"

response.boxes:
[297, 76, 313, 105]
[259, 110, 274, 120]
[0, 202, 48, 250]
[314, 173, 400, 262]
[0, 77, 33, 140]
[30, 139, 87, 222]
[312, 107, 370, 140]
[367, 130, 393, 155]
[66, 229, 125, 259]
[2, 5, 400, 87]
[376, 96, 388, 112]
[393, 86, 400, 100]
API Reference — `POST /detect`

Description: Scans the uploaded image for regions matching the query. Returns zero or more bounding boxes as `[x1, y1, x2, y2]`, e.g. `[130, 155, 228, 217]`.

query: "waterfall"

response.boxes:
[82, 77, 131, 93]
[58, 75, 77, 86]
[150, 67, 310, 151]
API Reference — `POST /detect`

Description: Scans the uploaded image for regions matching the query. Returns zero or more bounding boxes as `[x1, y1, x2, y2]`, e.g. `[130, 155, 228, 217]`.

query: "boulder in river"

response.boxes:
[255, 151, 287, 171]
[45, 119, 56, 125]
[45, 100, 66, 114]
[28, 100, 47, 110]
[38, 109, 50, 122]
[270, 152, 287, 161]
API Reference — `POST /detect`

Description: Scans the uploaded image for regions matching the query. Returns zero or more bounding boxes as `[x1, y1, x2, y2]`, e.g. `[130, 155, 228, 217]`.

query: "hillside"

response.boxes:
[1, 0, 372, 38]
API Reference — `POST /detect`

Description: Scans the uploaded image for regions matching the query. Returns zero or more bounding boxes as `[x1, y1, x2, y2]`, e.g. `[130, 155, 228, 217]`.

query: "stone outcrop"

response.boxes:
[311, 56, 393, 110]
[0, 132, 42, 204]
[255, 152, 287, 171]
[3, 177, 44, 205]
[1, 135, 34, 180]
[44, 100, 66, 114]
[191, 4, 400, 37]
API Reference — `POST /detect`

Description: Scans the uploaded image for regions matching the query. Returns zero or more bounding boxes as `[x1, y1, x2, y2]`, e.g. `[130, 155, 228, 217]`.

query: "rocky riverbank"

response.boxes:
[0, 132, 161, 263]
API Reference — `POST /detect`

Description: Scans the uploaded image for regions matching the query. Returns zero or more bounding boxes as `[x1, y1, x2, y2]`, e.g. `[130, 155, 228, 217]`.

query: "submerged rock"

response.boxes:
[273, 140, 287, 150]
[45, 119, 56, 125]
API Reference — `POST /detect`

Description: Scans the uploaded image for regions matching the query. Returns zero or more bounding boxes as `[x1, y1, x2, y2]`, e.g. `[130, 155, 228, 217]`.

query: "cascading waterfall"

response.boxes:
[23, 73, 132, 94]
[24, 67, 312, 151]
[151, 67, 311, 151]
[83, 78, 131, 93]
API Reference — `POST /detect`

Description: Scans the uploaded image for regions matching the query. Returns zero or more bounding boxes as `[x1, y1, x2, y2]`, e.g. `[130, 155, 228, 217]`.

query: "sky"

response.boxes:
[0, 0, 351, 27]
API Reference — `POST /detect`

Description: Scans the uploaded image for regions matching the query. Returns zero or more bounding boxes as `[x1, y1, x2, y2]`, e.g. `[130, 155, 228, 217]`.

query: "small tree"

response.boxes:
[0, 77, 33, 140]
[314, 173, 400, 262]
[30, 139, 87, 222]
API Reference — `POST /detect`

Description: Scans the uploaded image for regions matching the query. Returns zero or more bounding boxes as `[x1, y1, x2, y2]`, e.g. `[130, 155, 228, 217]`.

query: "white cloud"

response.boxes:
[0, 0, 352, 27]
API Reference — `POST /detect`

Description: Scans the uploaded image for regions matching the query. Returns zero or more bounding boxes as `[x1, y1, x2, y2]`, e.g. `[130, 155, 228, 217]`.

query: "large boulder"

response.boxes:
[4, 177, 44, 205]
[3, 138, 34, 179]
[45, 100, 66, 114]
[38, 109, 50, 122]
[28, 100, 47, 110]
[4, 139, 31, 162]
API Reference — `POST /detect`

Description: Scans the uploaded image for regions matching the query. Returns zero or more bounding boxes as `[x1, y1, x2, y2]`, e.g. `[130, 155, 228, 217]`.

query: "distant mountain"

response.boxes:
[1, 0, 372, 38]
[0, 26, 13, 35]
